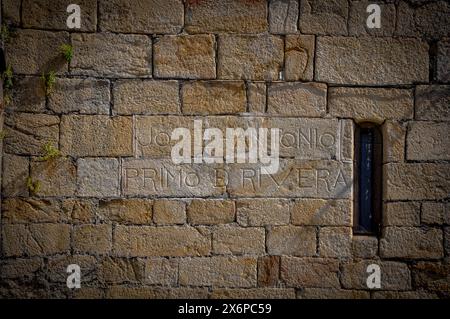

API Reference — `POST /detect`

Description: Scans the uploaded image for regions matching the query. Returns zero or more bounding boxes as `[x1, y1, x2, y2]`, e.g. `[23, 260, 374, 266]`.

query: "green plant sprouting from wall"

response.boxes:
[27, 176, 41, 195]
[2, 65, 14, 106]
[60, 44, 73, 63]
[1, 23, 10, 42]
[41, 71, 56, 96]
[38, 141, 61, 161]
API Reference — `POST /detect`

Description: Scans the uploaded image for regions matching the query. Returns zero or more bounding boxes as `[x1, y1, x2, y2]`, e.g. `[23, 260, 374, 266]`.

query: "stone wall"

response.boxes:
[0, 0, 449, 299]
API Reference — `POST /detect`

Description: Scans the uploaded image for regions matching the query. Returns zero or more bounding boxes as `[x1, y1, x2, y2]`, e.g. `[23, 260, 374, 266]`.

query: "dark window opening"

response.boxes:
[353, 123, 382, 235]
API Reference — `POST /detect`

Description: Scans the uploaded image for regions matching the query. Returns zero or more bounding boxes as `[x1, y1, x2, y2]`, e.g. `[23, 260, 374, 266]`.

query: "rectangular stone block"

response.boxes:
[61, 115, 133, 157]
[154, 35, 215, 79]
[182, 81, 246, 114]
[106, 287, 209, 299]
[72, 33, 151, 78]
[236, 199, 291, 226]
[212, 225, 265, 255]
[77, 158, 120, 197]
[179, 257, 257, 288]
[247, 82, 266, 113]
[122, 159, 226, 197]
[114, 226, 210, 257]
[341, 261, 411, 290]
[415, 85, 450, 121]
[437, 38, 450, 83]
[114, 80, 179, 115]
[48, 78, 110, 114]
[299, 0, 348, 35]
[2, 0, 21, 25]
[46, 255, 97, 283]
[384, 202, 421, 226]
[227, 160, 353, 198]
[185, 0, 267, 33]
[6, 76, 46, 113]
[383, 163, 450, 200]
[269, 0, 299, 34]
[316, 37, 429, 85]
[421, 202, 445, 225]
[4, 113, 59, 156]
[0, 258, 42, 280]
[291, 199, 352, 226]
[267, 82, 327, 116]
[5, 29, 68, 74]
[99, 0, 183, 34]
[98, 199, 153, 224]
[267, 226, 316, 256]
[211, 288, 295, 299]
[351, 236, 378, 259]
[218, 35, 284, 80]
[319, 227, 352, 258]
[2, 224, 70, 257]
[187, 200, 235, 225]
[145, 258, 178, 286]
[380, 227, 444, 259]
[258, 256, 280, 287]
[329, 87, 414, 122]
[280, 257, 340, 288]
[153, 200, 186, 225]
[2, 154, 29, 197]
[23, 0, 97, 31]
[73, 224, 112, 255]
[285, 35, 314, 81]
[407, 122, 450, 160]
[382, 121, 406, 163]
[349, 0, 396, 36]
[99, 257, 144, 284]
[31, 157, 77, 197]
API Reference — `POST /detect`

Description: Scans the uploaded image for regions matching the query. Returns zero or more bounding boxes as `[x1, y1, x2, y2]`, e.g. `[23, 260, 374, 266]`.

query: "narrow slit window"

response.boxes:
[354, 123, 382, 235]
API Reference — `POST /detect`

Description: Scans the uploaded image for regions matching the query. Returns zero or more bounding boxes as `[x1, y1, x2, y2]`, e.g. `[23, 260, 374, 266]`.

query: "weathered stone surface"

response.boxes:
[122, 159, 225, 197]
[0, 258, 42, 279]
[73, 224, 112, 255]
[48, 78, 110, 114]
[73, 287, 105, 299]
[285, 35, 314, 81]
[4, 113, 59, 156]
[258, 256, 280, 287]
[99, 0, 183, 34]
[236, 199, 291, 226]
[352, 236, 378, 259]
[383, 202, 421, 226]
[268, 82, 327, 116]
[267, 226, 316, 256]
[185, 0, 267, 33]
[77, 158, 120, 197]
[211, 288, 295, 299]
[61, 115, 133, 157]
[114, 80, 179, 115]
[422, 202, 445, 225]
[114, 226, 210, 257]
[382, 121, 406, 163]
[106, 287, 209, 299]
[372, 290, 439, 299]
[154, 35, 215, 79]
[187, 200, 235, 225]
[269, 0, 298, 34]
[291, 199, 352, 226]
[412, 262, 450, 293]
[145, 258, 178, 286]
[341, 261, 411, 290]
[299, 0, 348, 35]
[380, 227, 444, 259]
[2, 0, 21, 25]
[6, 77, 46, 113]
[2, 154, 29, 197]
[407, 122, 450, 160]
[212, 225, 265, 255]
[247, 82, 266, 113]
[218, 35, 284, 80]
[396, 1, 450, 39]
[297, 288, 370, 299]
[46, 255, 97, 283]
[415, 85, 450, 121]
[2, 224, 70, 257]
[153, 200, 186, 225]
[437, 39, 450, 83]
[23, 0, 97, 31]
[319, 227, 352, 258]
[316, 37, 429, 85]
[98, 257, 144, 283]
[98, 199, 153, 224]
[182, 81, 246, 114]
[72, 33, 151, 78]
[228, 160, 353, 198]
[31, 157, 76, 197]
[5, 29, 68, 74]
[349, 0, 396, 36]
[329, 88, 414, 122]
[179, 257, 257, 288]
[281, 257, 340, 288]
[383, 163, 450, 200]
[445, 228, 450, 257]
